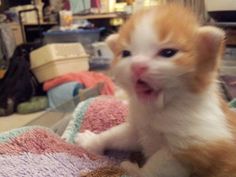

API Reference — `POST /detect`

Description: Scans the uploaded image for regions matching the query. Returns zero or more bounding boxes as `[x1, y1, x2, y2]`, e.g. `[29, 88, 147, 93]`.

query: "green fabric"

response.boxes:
[0, 126, 51, 143]
[17, 96, 49, 114]
[229, 98, 236, 108]
[61, 97, 95, 143]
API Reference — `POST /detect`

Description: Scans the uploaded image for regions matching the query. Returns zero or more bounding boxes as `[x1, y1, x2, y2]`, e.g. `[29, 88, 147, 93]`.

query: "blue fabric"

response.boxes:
[47, 82, 84, 108]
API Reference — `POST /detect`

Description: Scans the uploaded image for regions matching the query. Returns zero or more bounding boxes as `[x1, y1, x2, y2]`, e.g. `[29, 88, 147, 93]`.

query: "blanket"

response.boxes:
[0, 96, 132, 177]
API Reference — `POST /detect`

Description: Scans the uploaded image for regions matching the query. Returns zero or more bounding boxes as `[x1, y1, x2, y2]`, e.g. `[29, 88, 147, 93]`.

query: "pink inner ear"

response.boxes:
[189, 27, 225, 92]
[200, 35, 219, 54]
[105, 34, 119, 53]
[197, 27, 225, 55]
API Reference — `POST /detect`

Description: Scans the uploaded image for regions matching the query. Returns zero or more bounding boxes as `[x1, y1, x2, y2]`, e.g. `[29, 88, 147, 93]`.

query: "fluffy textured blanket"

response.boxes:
[0, 96, 132, 177]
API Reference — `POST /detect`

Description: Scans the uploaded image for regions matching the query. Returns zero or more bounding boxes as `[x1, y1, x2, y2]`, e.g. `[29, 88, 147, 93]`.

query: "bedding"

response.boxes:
[0, 96, 132, 177]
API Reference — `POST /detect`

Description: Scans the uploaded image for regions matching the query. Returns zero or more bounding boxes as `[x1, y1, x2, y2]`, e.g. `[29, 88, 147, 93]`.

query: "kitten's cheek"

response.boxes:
[156, 91, 164, 109]
[113, 62, 132, 86]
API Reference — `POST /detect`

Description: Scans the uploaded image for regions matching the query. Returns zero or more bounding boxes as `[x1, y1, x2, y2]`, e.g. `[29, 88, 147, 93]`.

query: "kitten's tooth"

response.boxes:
[156, 92, 164, 109]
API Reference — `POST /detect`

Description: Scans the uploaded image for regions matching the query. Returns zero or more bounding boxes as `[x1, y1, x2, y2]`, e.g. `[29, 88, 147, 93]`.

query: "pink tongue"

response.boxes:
[136, 80, 153, 93]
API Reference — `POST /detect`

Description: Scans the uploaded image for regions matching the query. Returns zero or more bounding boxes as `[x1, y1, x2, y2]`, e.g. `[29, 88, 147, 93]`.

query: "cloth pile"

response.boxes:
[44, 72, 115, 108]
[0, 96, 132, 177]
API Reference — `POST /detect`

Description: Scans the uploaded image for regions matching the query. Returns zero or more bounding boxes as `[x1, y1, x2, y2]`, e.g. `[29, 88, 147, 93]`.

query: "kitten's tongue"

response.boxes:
[136, 80, 154, 93]
[135, 79, 162, 102]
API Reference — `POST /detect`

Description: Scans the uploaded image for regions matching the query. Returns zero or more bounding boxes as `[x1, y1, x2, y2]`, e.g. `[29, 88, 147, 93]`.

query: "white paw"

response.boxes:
[75, 130, 104, 154]
[121, 161, 144, 177]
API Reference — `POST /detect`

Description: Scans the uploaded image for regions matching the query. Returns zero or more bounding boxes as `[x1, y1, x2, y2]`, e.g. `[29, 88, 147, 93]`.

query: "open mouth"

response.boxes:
[135, 79, 162, 101]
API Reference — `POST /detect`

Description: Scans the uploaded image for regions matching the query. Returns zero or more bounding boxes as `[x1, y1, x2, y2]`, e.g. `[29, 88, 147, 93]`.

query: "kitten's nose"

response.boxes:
[131, 63, 148, 77]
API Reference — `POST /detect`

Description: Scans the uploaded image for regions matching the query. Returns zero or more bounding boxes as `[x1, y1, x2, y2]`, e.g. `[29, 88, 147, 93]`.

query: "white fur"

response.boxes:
[131, 10, 158, 57]
[76, 123, 141, 154]
[129, 83, 233, 150]
[75, 10, 232, 177]
[76, 82, 232, 177]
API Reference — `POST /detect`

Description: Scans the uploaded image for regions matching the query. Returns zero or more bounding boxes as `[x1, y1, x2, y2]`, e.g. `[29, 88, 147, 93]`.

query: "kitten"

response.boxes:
[76, 4, 236, 177]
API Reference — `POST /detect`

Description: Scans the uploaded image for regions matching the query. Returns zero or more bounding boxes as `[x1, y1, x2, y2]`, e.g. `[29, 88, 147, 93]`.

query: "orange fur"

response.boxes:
[107, 3, 236, 177]
[221, 100, 236, 134]
[108, 8, 153, 65]
[153, 4, 198, 48]
[175, 141, 236, 177]
[188, 26, 225, 93]
[113, 4, 225, 94]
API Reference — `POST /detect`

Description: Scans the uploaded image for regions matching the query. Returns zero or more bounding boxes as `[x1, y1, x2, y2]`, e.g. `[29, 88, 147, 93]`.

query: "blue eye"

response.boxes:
[159, 48, 178, 58]
[122, 50, 132, 58]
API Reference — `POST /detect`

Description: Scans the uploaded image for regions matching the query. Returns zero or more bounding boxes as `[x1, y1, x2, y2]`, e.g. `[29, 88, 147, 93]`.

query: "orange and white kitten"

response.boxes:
[76, 4, 236, 177]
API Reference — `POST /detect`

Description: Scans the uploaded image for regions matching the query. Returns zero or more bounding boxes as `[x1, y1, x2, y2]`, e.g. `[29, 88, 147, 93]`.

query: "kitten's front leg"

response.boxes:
[75, 122, 140, 154]
[122, 148, 190, 177]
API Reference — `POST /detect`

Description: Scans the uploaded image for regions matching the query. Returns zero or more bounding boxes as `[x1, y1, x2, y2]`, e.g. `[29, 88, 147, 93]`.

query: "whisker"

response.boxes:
[147, 69, 194, 79]
[176, 70, 194, 77]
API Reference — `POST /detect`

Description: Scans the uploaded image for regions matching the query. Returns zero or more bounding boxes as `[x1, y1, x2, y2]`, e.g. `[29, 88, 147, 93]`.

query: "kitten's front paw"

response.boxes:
[121, 161, 144, 177]
[75, 130, 104, 155]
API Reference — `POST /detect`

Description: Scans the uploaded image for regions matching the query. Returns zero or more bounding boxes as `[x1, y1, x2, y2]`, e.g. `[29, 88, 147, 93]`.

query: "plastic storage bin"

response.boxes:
[221, 47, 236, 75]
[30, 43, 89, 83]
[43, 28, 104, 52]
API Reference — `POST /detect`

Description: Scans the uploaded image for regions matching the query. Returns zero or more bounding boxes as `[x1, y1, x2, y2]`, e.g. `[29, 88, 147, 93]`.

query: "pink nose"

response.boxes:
[131, 63, 148, 77]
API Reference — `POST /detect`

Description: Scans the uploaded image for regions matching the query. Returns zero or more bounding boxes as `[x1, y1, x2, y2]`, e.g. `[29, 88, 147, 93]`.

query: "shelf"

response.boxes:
[23, 22, 57, 26]
[209, 22, 236, 46]
[73, 12, 128, 20]
[214, 22, 236, 27]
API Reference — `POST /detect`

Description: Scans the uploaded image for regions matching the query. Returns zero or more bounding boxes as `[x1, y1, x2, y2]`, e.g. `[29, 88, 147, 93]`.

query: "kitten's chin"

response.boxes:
[134, 79, 163, 104]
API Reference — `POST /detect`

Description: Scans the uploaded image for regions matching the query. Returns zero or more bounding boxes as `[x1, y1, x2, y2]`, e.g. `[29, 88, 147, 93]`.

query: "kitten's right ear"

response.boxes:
[105, 34, 120, 54]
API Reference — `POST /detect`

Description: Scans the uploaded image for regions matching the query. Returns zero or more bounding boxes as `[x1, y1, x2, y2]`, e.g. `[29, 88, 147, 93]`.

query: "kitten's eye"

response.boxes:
[159, 48, 178, 58]
[122, 50, 132, 58]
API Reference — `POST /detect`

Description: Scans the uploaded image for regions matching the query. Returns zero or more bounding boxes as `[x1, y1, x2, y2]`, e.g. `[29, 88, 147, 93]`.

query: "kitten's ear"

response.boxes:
[190, 26, 225, 92]
[196, 26, 225, 72]
[105, 34, 122, 65]
[105, 34, 120, 54]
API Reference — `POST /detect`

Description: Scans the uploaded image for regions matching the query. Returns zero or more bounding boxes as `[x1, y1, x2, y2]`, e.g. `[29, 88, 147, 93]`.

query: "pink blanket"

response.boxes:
[0, 96, 130, 177]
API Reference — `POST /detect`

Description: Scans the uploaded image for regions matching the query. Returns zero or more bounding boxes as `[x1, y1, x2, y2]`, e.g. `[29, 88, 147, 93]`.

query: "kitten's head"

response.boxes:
[107, 4, 225, 108]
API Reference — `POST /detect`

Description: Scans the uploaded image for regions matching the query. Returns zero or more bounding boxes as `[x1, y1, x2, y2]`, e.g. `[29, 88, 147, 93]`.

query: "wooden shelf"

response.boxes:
[73, 12, 127, 20]
[214, 22, 236, 28]
[23, 22, 57, 26]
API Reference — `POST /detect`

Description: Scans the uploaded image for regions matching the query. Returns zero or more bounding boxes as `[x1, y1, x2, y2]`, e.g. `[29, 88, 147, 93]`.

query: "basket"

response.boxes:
[30, 43, 89, 83]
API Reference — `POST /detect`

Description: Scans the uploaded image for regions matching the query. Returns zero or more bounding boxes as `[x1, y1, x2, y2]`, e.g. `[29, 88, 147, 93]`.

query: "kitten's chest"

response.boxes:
[131, 112, 165, 157]
[138, 127, 165, 157]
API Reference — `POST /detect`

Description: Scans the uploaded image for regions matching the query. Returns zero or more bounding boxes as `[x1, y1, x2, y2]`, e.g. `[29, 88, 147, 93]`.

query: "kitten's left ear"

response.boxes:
[190, 26, 225, 92]
[196, 26, 225, 72]
[105, 34, 120, 54]
[105, 33, 122, 65]
[197, 26, 225, 53]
